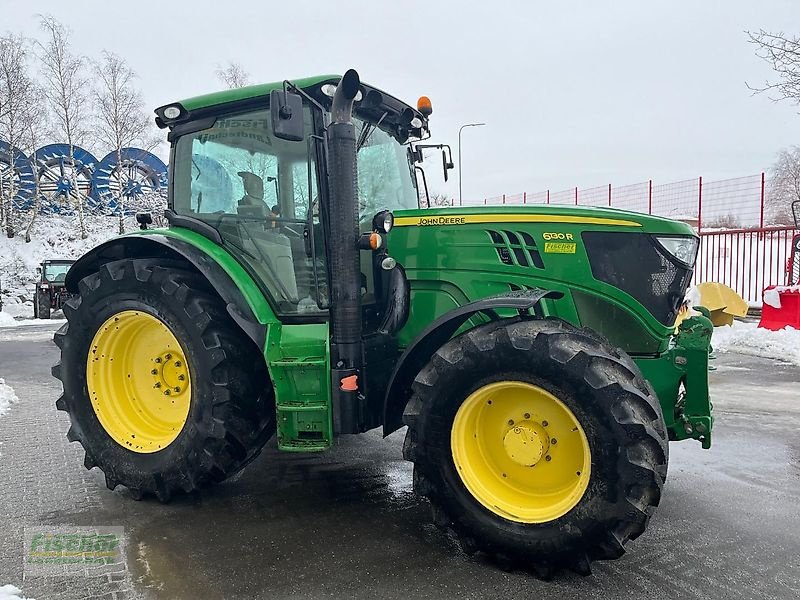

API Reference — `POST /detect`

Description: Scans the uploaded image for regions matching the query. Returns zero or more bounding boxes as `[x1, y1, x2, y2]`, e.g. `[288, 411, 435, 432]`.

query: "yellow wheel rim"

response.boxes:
[451, 381, 591, 523]
[86, 310, 192, 453]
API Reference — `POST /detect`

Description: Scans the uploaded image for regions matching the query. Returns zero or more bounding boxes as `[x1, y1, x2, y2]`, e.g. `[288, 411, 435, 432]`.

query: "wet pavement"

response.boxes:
[0, 321, 799, 599]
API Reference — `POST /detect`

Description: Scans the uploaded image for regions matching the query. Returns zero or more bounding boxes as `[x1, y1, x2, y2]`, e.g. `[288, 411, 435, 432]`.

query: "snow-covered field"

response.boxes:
[713, 321, 800, 366]
[0, 215, 129, 319]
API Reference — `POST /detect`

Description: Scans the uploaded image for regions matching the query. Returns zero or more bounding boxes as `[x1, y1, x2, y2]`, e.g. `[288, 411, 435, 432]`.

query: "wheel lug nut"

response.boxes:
[151, 369, 158, 375]
[174, 361, 181, 367]
[545, 455, 552, 462]
[551, 438, 557, 444]
[165, 353, 172, 360]
[153, 382, 161, 388]
[507, 419, 514, 426]
[178, 374, 185, 381]
[174, 387, 180, 393]
[524, 413, 530, 419]
[164, 389, 171, 396]
[542, 420, 548, 427]
[154, 357, 162, 363]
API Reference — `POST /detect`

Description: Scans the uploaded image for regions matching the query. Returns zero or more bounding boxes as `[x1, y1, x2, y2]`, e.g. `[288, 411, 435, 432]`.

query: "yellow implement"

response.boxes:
[692, 282, 748, 327]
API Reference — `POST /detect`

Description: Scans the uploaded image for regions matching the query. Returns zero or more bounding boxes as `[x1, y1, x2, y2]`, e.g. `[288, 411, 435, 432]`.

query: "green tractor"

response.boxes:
[53, 70, 713, 574]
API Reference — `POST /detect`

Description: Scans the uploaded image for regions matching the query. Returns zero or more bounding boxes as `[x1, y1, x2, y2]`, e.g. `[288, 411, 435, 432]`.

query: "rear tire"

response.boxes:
[403, 318, 668, 575]
[52, 258, 275, 501]
[36, 291, 50, 319]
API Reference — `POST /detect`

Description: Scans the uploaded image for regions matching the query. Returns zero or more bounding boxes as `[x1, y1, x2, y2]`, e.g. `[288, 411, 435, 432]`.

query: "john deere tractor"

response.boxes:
[53, 70, 713, 574]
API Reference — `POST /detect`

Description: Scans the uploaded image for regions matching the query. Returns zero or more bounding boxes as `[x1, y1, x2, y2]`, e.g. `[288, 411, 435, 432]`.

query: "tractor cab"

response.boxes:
[161, 76, 426, 321]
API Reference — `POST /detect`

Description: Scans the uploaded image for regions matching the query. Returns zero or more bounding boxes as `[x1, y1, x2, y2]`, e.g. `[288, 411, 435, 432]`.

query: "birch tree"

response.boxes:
[215, 61, 251, 89]
[37, 15, 92, 238]
[0, 33, 38, 238]
[93, 51, 158, 233]
[22, 92, 47, 242]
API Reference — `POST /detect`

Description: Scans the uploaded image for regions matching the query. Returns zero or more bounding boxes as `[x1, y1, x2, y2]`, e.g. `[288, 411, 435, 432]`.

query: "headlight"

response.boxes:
[372, 210, 394, 233]
[655, 236, 699, 266]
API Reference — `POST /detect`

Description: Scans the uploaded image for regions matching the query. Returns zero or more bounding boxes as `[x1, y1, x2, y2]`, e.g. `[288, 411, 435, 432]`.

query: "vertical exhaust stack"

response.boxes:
[326, 69, 364, 433]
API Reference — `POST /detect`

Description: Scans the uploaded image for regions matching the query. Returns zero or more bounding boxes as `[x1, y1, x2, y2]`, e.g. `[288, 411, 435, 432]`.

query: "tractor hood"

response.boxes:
[388, 204, 699, 356]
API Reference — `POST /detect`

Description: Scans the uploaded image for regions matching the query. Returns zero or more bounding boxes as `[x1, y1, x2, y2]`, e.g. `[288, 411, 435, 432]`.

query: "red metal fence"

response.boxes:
[470, 173, 782, 230]
[464, 173, 799, 304]
[694, 227, 798, 304]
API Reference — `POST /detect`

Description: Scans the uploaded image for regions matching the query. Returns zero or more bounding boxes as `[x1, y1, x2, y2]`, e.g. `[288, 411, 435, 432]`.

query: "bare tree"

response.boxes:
[427, 192, 454, 207]
[747, 30, 800, 105]
[767, 146, 800, 225]
[0, 33, 39, 238]
[37, 15, 92, 238]
[93, 51, 159, 233]
[21, 94, 47, 243]
[215, 61, 251, 89]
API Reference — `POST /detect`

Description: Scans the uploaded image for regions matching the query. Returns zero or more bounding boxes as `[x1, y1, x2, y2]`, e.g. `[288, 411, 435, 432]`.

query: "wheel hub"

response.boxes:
[503, 422, 549, 466]
[151, 350, 189, 396]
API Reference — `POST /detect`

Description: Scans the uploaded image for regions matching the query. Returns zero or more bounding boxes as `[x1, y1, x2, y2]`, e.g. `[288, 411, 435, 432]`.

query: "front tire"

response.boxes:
[53, 259, 275, 501]
[403, 318, 668, 575]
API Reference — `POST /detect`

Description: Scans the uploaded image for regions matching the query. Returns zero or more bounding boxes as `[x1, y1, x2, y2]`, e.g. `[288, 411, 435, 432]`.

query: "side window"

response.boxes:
[172, 108, 327, 316]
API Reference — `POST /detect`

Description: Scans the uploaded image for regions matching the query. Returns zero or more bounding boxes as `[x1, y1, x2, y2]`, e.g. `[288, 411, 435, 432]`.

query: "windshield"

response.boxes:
[355, 118, 418, 216]
[43, 263, 71, 282]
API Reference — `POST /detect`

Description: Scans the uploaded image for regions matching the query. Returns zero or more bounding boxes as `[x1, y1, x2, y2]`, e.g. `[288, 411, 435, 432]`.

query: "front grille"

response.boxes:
[486, 230, 545, 269]
[582, 232, 693, 326]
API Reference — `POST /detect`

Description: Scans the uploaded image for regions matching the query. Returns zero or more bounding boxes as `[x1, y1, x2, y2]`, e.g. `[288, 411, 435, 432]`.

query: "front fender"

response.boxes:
[65, 230, 273, 349]
[382, 288, 563, 436]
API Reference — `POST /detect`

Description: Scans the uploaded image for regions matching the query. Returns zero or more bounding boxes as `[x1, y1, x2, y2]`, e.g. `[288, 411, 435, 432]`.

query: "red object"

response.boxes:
[759, 286, 800, 331]
[339, 374, 359, 392]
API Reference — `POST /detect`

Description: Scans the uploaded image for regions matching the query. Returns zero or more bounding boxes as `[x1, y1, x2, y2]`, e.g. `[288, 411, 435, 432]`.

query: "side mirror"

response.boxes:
[271, 89, 304, 141]
[36, 266, 42, 275]
[442, 150, 454, 182]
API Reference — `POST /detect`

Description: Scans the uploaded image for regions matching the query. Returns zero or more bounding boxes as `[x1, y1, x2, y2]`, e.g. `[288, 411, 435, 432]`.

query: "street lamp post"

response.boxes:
[458, 122, 485, 205]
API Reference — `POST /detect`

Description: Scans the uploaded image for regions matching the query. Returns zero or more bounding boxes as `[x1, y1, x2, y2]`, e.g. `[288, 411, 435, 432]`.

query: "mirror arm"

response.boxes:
[282, 80, 326, 112]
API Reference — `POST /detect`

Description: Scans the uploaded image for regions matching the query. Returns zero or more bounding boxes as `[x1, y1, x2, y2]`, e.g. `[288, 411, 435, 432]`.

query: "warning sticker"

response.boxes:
[544, 242, 577, 254]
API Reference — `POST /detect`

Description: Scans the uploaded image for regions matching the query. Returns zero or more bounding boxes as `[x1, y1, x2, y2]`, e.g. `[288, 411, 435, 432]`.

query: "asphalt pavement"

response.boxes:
[0, 321, 798, 600]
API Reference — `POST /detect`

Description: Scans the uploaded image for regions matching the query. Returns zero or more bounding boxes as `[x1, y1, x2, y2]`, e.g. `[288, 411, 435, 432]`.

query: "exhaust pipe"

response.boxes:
[326, 69, 363, 433]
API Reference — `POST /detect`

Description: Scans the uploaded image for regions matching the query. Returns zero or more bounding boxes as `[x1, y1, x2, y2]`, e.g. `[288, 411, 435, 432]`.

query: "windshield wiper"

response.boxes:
[356, 111, 388, 152]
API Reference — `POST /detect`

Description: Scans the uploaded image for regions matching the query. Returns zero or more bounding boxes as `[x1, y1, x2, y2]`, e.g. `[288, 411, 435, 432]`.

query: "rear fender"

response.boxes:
[382, 288, 563, 436]
[65, 234, 268, 348]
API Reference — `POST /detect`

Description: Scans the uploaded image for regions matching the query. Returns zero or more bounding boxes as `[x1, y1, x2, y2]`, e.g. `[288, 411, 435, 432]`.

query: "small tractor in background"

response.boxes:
[53, 70, 714, 575]
[34, 260, 76, 319]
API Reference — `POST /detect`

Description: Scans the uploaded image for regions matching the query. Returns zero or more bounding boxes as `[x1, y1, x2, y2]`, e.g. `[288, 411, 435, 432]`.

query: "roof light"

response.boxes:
[321, 83, 363, 101]
[417, 96, 432, 117]
[162, 105, 182, 120]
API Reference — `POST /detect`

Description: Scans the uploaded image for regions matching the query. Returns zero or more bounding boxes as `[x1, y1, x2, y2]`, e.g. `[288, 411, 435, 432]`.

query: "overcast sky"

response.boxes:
[2, 0, 799, 201]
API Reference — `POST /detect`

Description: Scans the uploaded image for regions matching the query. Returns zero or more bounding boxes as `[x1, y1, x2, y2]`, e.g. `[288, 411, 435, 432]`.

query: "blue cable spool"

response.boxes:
[92, 148, 168, 214]
[0, 140, 36, 210]
[33, 144, 98, 214]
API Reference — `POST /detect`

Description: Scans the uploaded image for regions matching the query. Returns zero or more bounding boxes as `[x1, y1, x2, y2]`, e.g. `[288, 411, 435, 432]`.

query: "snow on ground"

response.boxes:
[0, 584, 34, 600]
[0, 378, 20, 417]
[0, 215, 131, 315]
[713, 321, 800, 366]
